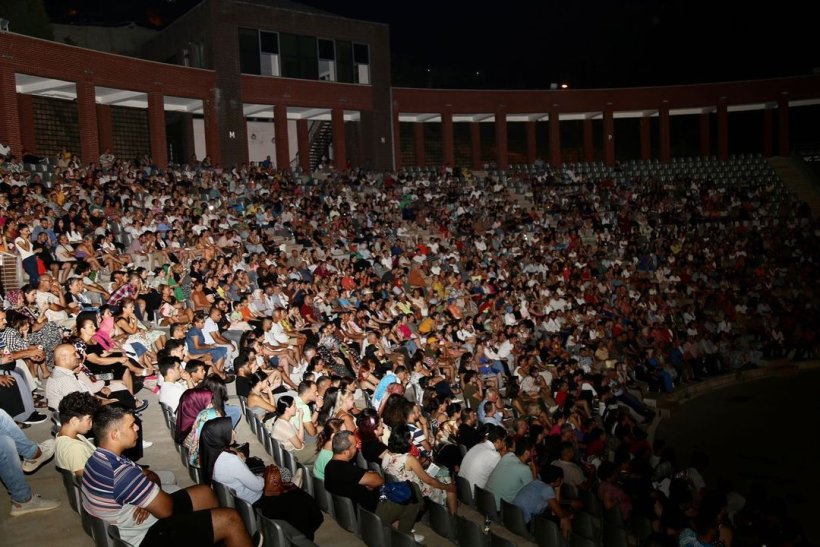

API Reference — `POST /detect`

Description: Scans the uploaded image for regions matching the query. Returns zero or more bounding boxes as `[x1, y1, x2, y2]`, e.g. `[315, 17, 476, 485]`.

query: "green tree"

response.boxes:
[0, 0, 54, 40]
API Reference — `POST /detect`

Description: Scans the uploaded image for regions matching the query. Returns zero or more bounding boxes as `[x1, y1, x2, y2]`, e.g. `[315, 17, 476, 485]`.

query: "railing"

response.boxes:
[0, 251, 24, 291]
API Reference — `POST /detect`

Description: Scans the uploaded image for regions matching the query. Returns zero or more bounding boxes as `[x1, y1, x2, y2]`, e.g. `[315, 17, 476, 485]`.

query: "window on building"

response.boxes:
[335, 40, 353, 83]
[317, 38, 336, 81]
[353, 43, 370, 84]
[238, 27, 261, 75]
[260, 31, 280, 76]
[280, 33, 318, 80]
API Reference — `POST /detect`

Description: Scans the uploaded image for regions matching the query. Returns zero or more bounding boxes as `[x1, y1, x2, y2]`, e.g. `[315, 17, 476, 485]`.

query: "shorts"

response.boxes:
[140, 489, 214, 547]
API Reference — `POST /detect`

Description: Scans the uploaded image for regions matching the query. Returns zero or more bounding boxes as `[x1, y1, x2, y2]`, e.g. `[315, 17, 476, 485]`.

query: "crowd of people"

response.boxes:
[0, 143, 816, 547]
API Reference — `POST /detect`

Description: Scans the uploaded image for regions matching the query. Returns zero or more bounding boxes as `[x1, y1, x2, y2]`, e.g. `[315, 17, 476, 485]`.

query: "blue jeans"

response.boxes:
[0, 409, 38, 503]
[21, 255, 40, 287]
[224, 404, 242, 429]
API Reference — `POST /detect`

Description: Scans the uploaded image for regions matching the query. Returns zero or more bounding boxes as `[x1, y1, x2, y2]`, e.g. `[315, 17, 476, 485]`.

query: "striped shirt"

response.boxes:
[81, 448, 159, 546]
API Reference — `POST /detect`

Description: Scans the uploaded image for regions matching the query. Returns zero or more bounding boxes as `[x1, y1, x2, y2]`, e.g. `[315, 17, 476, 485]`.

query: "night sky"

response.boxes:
[45, 0, 819, 90]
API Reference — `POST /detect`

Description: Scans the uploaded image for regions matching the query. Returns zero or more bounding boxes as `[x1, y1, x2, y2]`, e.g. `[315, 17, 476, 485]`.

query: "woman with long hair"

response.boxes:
[312, 418, 345, 480]
[332, 387, 357, 432]
[16, 284, 63, 370]
[356, 409, 388, 464]
[182, 376, 229, 466]
[384, 423, 458, 514]
[199, 417, 262, 498]
[265, 395, 317, 465]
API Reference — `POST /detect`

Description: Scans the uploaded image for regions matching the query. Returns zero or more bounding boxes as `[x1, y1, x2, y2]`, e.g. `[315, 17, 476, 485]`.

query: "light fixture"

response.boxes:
[560, 83, 568, 89]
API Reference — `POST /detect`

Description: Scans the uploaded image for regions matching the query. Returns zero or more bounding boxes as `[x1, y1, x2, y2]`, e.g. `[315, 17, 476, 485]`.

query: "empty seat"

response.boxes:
[474, 484, 500, 521]
[500, 498, 532, 540]
[255, 508, 319, 547]
[457, 515, 489, 547]
[358, 506, 390, 547]
[534, 516, 566, 547]
[455, 474, 475, 507]
[426, 497, 457, 541]
[330, 493, 359, 534]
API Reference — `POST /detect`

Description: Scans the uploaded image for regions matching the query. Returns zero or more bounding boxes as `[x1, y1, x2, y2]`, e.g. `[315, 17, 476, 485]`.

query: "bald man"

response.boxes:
[46, 344, 133, 411]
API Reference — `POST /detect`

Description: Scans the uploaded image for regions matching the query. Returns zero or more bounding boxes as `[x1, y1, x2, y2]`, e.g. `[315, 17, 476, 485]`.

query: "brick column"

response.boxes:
[274, 104, 290, 170]
[777, 95, 789, 156]
[699, 112, 710, 157]
[392, 110, 401, 171]
[470, 121, 481, 171]
[441, 111, 454, 168]
[76, 80, 100, 165]
[96, 104, 114, 155]
[659, 101, 671, 164]
[548, 105, 561, 167]
[495, 111, 508, 170]
[717, 97, 729, 162]
[603, 104, 615, 167]
[297, 118, 310, 172]
[414, 122, 425, 166]
[17, 93, 36, 154]
[762, 108, 774, 157]
[582, 118, 594, 162]
[147, 91, 167, 168]
[0, 68, 22, 158]
[640, 116, 651, 160]
[204, 89, 220, 164]
[331, 107, 347, 170]
[525, 121, 537, 165]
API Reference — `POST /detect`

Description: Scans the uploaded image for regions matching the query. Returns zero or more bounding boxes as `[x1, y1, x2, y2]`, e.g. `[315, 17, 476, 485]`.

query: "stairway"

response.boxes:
[309, 121, 333, 170]
[768, 155, 820, 218]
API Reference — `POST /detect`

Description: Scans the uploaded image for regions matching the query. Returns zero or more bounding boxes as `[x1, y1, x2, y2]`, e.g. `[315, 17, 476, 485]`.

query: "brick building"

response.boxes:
[1, 0, 820, 170]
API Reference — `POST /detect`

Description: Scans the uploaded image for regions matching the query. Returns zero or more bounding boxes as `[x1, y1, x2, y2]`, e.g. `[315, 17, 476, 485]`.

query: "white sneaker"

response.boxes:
[142, 440, 153, 449]
[10, 494, 61, 516]
[22, 439, 55, 473]
[413, 533, 425, 544]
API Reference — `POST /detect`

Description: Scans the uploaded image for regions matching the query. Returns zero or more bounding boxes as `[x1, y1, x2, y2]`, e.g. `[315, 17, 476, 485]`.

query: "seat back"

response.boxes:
[500, 498, 532, 540]
[255, 508, 319, 547]
[569, 532, 600, 547]
[330, 494, 359, 534]
[573, 511, 601, 542]
[367, 461, 382, 475]
[107, 526, 137, 547]
[390, 527, 418, 547]
[189, 464, 203, 484]
[474, 484, 499, 521]
[490, 531, 518, 547]
[534, 516, 566, 547]
[358, 506, 389, 547]
[179, 444, 192, 468]
[56, 466, 81, 514]
[212, 480, 236, 508]
[455, 474, 475, 507]
[457, 515, 489, 547]
[232, 490, 259, 537]
[269, 437, 284, 467]
[427, 498, 457, 541]
[281, 449, 297, 475]
[85, 511, 117, 547]
[296, 461, 313, 497]
[255, 416, 266, 445]
[312, 476, 334, 517]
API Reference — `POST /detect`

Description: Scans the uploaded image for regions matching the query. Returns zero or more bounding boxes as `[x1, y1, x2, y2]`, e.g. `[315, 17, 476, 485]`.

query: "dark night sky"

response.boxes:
[45, 0, 819, 90]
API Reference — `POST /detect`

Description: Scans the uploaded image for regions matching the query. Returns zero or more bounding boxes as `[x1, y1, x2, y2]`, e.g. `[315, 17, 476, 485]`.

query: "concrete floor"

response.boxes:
[0, 381, 534, 546]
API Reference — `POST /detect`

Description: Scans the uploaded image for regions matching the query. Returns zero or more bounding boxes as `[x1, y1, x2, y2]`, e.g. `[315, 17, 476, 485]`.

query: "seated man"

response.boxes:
[158, 356, 193, 413]
[46, 343, 135, 412]
[324, 430, 423, 541]
[55, 391, 100, 475]
[81, 405, 252, 547]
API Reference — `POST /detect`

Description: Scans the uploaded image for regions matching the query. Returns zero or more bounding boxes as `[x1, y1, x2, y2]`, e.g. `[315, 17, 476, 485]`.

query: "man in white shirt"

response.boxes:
[458, 425, 507, 492]
[157, 357, 193, 413]
[202, 307, 238, 371]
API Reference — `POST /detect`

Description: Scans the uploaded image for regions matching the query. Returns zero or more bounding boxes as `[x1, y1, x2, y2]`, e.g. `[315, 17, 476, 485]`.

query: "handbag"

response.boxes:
[379, 480, 418, 505]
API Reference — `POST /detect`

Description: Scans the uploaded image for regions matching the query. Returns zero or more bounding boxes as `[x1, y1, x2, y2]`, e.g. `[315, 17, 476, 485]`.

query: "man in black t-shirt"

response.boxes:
[324, 430, 422, 537]
[456, 408, 484, 449]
